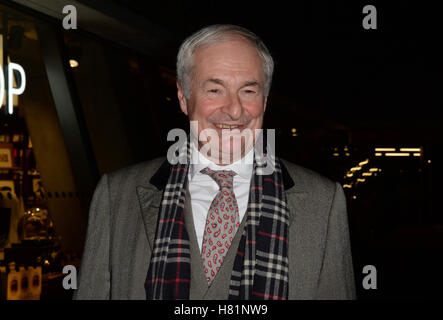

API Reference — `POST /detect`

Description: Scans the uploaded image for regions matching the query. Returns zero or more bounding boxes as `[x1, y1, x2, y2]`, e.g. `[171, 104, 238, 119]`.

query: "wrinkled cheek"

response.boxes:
[249, 116, 264, 131]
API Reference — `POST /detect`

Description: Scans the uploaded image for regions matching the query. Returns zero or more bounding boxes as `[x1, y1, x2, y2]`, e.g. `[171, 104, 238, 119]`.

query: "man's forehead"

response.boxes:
[194, 44, 264, 80]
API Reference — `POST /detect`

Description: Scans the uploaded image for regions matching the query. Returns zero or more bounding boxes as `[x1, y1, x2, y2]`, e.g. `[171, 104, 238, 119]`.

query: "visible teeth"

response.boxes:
[215, 124, 239, 129]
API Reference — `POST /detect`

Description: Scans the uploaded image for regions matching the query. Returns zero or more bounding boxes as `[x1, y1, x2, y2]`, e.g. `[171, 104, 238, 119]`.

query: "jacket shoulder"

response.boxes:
[281, 159, 338, 195]
[105, 157, 166, 187]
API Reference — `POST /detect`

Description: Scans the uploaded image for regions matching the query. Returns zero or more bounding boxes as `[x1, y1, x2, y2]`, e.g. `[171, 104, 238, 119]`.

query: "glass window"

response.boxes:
[0, 3, 83, 300]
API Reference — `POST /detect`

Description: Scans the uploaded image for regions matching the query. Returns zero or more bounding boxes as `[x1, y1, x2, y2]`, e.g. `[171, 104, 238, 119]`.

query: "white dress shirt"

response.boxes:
[188, 143, 254, 252]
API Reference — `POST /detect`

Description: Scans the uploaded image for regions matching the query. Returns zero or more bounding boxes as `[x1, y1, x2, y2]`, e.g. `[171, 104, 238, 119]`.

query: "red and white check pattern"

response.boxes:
[200, 167, 240, 284]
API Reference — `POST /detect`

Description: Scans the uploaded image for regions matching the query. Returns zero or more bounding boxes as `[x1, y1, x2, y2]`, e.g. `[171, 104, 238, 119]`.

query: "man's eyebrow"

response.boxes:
[242, 81, 260, 87]
[204, 79, 261, 87]
[205, 78, 225, 86]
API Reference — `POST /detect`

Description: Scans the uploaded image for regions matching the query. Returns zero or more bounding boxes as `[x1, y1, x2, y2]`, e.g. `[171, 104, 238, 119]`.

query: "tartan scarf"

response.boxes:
[145, 142, 290, 300]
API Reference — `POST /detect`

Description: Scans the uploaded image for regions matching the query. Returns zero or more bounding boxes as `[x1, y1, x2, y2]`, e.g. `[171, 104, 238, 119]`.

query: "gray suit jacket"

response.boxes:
[73, 157, 356, 300]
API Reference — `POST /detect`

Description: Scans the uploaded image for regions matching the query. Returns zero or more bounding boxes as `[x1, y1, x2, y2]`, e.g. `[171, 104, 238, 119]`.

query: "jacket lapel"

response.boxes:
[280, 161, 308, 225]
[136, 185, 162, 250]
[286, 190, 308, 225]
[136, 159, 171, 250]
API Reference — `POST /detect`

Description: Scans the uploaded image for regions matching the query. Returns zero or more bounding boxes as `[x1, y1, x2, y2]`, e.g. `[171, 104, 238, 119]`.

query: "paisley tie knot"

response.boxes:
[200, 168, 236, 190]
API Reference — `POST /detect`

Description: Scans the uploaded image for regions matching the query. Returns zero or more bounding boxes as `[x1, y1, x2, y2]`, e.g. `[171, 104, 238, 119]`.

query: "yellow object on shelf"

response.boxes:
[1, 265, 42, 300]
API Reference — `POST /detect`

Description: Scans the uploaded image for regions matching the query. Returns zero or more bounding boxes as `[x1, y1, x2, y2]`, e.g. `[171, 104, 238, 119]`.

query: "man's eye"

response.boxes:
[243, 90, 256, 94]
[208, 89, 220, 93]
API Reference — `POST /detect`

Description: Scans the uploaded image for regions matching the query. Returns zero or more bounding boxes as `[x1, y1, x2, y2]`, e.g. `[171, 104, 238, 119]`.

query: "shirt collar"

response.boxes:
[189, 142, 254, 181]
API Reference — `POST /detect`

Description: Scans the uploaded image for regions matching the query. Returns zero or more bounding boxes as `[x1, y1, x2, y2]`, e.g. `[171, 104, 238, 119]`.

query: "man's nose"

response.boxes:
[222, 92, 242, 120]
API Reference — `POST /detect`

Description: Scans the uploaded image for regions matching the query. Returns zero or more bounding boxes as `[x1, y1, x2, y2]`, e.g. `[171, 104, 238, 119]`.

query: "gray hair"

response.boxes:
[176, 24, 274, 99]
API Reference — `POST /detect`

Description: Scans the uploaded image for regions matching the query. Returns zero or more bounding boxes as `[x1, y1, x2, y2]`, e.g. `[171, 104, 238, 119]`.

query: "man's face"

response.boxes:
[177, 38, 268, 164]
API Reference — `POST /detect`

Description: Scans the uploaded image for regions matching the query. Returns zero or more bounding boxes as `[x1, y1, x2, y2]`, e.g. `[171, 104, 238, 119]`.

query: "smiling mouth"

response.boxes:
[214, 123, 243, 130]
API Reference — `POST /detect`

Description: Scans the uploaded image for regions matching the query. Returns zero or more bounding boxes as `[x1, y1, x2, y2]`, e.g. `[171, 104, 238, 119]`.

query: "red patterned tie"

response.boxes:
[200, 167, 240, 285]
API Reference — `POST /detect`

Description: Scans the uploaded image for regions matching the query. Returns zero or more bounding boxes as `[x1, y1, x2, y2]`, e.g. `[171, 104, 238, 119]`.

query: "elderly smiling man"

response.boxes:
[74, 24, 356, 300]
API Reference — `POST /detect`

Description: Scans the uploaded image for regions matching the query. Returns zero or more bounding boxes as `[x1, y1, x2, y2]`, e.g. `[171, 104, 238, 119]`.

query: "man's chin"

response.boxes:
[197, 137, 255, 164]
[215, 147, 247, 165]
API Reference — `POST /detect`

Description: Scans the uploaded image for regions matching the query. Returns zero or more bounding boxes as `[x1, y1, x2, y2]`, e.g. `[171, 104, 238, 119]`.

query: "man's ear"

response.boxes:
[263, 97, 268, 113]
[177, 82, 188, 115]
